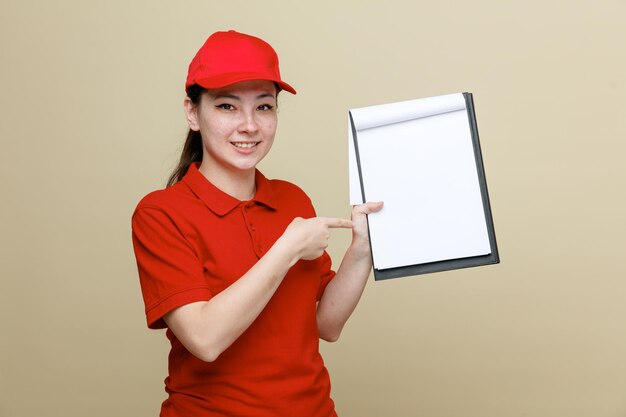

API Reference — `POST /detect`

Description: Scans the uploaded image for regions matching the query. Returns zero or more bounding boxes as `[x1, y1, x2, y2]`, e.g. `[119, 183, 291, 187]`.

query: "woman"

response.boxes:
[132, 30, 382, 417]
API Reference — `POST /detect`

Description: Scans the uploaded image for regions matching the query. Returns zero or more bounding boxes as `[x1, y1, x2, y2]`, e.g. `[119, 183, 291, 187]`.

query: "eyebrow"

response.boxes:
[212, 92, 276, 100]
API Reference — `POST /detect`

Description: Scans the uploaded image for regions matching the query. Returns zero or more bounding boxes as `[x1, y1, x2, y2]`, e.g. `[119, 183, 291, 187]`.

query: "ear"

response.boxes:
[184, 97, 200, 131]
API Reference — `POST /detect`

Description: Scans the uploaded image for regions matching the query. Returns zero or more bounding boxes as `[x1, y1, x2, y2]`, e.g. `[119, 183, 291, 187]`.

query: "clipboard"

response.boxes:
[349, 92, 499, 280]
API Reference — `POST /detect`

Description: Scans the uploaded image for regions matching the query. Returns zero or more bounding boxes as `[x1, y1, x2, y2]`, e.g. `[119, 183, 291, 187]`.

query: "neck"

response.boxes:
[198, 162, 257, 201]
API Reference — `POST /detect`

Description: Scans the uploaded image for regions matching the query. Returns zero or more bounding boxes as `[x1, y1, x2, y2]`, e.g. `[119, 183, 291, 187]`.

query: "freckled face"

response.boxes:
[188, 80, 278, 179]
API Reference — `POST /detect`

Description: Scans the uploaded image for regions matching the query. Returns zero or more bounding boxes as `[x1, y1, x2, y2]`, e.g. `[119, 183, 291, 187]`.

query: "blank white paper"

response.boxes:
[349, 93, 491, 270]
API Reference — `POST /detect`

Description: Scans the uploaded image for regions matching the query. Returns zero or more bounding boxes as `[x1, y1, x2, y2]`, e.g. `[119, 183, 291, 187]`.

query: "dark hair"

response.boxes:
[166, 84, 206, 187]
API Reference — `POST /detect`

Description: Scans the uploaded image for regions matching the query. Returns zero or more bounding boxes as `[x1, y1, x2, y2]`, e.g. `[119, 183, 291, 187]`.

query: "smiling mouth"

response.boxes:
[232, 142, 259, 149]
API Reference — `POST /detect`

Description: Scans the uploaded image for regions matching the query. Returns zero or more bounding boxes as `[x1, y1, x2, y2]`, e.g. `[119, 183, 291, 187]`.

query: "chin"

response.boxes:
[229, 161, 261, 173]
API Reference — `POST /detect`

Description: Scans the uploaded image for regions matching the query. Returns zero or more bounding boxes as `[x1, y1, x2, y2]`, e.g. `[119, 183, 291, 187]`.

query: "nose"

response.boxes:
[238, 110, 260, 134]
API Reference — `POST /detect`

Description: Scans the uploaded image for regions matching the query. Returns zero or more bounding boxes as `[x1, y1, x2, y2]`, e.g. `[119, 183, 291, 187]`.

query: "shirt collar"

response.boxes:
[182, 163, 277, 216]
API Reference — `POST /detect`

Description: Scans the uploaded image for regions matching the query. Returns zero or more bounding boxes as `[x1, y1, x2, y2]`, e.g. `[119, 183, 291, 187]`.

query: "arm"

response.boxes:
[316, 201, 384, 342]
[164, 216, 352, 362]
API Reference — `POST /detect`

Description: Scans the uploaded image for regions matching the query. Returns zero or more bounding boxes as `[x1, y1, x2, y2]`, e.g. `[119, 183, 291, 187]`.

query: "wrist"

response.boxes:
[348, 239, 371, 259]
[273, 234, 302, 268]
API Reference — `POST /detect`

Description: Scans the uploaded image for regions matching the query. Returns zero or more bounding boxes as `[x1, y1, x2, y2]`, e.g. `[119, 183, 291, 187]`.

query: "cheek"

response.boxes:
[200, 117, 232, 139]
[261, 116, 278, 136]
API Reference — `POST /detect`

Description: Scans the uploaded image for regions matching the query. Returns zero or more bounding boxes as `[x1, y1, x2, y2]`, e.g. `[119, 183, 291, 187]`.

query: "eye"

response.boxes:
[257, 104, 275, 111]
[216, 103, 235, 111]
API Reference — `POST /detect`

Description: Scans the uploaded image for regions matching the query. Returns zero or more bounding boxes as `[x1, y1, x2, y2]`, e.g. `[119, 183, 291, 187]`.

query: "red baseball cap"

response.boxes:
[185, 30, 296, 94]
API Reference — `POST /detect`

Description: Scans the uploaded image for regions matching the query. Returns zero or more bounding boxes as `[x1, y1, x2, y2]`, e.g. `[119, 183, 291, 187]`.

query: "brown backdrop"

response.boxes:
[2, 1, 625, 416]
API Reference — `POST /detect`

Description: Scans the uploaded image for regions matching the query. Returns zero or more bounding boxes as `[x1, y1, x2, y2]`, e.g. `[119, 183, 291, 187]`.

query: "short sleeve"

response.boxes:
[316, 251, 336, 301]
[132, 207, 213, 329]
[303, 197, 336, 301]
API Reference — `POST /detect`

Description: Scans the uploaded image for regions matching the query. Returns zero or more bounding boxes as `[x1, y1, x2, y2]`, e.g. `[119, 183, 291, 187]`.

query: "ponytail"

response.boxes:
[167, 84, 205, 187]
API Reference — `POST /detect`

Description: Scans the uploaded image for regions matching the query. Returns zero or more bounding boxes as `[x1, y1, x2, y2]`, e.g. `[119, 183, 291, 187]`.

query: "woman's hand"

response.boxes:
[281, 217, 353, 261]
[280, 202, 383, 262]
[349, 201, 384, 255]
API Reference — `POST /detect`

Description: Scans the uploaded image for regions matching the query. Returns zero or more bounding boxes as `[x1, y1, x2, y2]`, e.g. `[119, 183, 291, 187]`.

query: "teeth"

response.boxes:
[233, 142, 257, 149]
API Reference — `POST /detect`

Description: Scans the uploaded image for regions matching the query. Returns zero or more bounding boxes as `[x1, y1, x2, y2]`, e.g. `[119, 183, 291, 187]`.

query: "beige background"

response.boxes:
[1, 1, 625, 416]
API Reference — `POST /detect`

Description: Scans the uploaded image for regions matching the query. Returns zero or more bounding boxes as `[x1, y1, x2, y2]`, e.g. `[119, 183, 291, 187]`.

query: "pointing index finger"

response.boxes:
[321, 217, 353, 229]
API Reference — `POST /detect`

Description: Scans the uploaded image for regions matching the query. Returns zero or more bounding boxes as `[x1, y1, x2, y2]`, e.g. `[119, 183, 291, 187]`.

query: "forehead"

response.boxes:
[207, 80, 277, 99]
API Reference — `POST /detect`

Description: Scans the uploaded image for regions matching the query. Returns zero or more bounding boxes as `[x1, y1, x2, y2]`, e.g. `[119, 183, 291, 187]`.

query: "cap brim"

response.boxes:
[193, 72, 296, 95]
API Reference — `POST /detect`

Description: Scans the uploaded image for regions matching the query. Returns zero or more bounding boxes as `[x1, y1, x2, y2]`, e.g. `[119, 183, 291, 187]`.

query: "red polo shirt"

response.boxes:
[131, 163, 337, 417]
